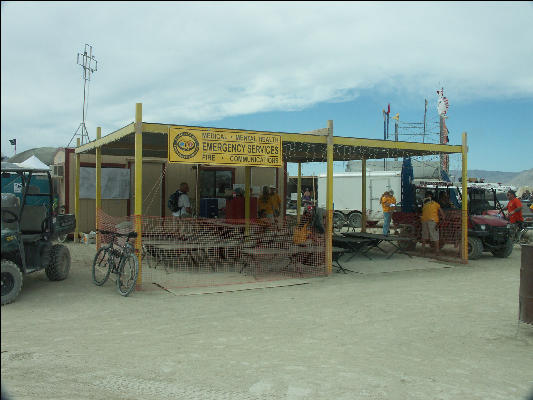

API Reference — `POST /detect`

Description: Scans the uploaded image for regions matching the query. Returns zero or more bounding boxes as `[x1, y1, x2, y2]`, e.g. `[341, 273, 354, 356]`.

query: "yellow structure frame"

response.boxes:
[75, 103, 468, 285]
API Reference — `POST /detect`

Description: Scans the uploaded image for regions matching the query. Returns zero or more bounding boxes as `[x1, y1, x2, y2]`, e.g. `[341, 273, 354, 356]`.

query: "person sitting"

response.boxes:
[293, 207, 313, 246]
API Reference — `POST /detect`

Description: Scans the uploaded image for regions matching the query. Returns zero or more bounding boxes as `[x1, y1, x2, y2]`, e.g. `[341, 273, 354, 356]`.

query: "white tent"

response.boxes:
[16, 155, 50, 171]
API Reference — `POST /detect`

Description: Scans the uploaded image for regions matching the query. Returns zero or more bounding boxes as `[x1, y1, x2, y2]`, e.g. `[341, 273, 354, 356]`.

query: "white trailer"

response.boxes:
[317, 171, 402, 229]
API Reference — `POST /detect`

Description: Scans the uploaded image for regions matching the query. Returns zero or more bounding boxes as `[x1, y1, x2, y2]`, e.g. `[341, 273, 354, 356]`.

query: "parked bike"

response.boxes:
[92, 230, 139, 296]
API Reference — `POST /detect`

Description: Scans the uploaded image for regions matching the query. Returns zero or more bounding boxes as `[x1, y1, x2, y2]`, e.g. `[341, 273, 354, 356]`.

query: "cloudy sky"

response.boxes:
[2, 1, 532, 174]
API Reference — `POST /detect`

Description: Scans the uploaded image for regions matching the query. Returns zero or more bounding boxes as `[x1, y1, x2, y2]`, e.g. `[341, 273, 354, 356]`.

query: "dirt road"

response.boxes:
[1, 242, 532, 399]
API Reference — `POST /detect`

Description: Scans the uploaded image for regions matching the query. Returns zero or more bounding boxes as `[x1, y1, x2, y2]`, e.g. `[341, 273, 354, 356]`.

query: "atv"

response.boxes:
[1, 162, 76, 305]
[392, 182, 513, 260]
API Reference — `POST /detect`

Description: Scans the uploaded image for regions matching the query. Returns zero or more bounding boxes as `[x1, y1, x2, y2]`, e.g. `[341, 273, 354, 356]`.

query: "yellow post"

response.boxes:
[95, 127, 102, 249]
[74, 138, 80, 243]
[297, 163, 302, 222]
[461, 132, 468, 263]
[134, 103, 143, 285]
[361, 158, 367, 233]
[326, 120, 333, 275]
[245, 166, 251, 236]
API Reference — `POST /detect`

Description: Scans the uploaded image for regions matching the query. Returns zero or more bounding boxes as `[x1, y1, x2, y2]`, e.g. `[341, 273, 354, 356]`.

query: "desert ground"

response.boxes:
[1, 240, 533, 400]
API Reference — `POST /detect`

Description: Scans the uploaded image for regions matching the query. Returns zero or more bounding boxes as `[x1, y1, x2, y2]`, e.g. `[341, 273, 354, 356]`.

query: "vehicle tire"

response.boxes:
[92, 246, 112, 286]
[467, 236, 484, 260]
[1, 260, 23, 305]
[398, 225, 417, 251]
[116, 252, 139, 297]
[45, 244, 71, 281]
[333, 212, 346, 233]
[348, 212, 362, 229]
[491, 238, 513, 258]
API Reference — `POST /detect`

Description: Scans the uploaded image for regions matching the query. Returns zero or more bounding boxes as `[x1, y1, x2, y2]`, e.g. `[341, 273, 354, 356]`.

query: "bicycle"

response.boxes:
[509, 221, 530, 245]
[92, 229, 139, 296]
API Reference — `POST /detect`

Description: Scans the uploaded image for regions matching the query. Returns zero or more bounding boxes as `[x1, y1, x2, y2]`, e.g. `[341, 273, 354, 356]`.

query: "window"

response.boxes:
[199, 169, 233, 198]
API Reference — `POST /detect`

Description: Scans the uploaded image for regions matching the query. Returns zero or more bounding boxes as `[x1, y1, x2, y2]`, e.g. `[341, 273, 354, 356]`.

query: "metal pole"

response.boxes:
[297, 163, 302, 222]
[74, 138, 80, 243]
[95, 127, 102, 249]
[326, 120, 334, 275]
[362, 158, 367, 233]
[423, 99, 427, 143]
[383, 110, 386, 170]
[394, 120, 399, 161]
[439, 115, 444, 175]
[245, 166, 251, 236]
[134, 103, 143, 286]
[195, 165, 200, 216]
[461, 132, 468, 263]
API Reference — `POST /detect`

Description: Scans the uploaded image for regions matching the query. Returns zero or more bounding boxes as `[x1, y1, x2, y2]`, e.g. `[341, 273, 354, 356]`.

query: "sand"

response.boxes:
[1, 240, 532, 400]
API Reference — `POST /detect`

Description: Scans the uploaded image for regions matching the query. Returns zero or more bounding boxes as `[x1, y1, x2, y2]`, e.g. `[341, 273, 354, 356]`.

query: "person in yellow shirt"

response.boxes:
[269, 185, 281, 218]
[293, 206, 313, 245]
[258, 186, 273, 220]
[380, 190, 396, 235]
[421, 191, 445, 256]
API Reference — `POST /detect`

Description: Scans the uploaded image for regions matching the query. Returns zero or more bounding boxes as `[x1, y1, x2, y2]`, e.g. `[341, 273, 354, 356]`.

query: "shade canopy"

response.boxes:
[76, 122, 463, 162]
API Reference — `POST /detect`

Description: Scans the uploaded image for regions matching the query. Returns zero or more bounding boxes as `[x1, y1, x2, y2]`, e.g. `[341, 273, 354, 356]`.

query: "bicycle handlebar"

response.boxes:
[97, 229, 138, 238]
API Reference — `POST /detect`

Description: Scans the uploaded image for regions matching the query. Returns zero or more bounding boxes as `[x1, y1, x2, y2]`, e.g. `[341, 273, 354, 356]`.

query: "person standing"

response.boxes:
[258, 186, 273, 220]
[269, 185, 281, 218]
[421, 191, 445, 256]
[506, 189, 524, 228]
[380, 190, 396, 236]
[302, 188, 312, 206]
[170, 182, 192, 218]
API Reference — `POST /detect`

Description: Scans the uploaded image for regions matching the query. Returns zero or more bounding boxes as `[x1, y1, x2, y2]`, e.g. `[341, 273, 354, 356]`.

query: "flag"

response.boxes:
[387, 104, 390, 114]
[437, 90, 449, 116]
[442, 119, 450, 143]
[9, 139, 16, 145]
[392, 113, 399, 121]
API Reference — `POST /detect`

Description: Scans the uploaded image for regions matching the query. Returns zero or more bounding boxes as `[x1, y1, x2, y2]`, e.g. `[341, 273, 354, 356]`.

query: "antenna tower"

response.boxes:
[68, 44, 98, 147]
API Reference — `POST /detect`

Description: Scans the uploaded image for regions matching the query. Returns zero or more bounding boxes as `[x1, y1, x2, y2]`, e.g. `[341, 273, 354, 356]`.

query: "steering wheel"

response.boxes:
[1, 209, 19, 224]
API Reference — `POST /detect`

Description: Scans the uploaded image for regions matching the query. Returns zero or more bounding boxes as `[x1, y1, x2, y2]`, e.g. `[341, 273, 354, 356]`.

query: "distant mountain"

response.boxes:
[509, 168, 533, 187]
[7, 147, 58, 166]
[450, 169, 521, 185]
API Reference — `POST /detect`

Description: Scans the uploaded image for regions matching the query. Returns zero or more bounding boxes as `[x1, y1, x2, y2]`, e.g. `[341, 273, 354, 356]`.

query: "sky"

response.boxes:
[2, 1, 532, 176]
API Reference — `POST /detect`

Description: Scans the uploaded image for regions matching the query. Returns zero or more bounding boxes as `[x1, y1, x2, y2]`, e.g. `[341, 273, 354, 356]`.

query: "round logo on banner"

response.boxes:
[173, 132, 199, 159]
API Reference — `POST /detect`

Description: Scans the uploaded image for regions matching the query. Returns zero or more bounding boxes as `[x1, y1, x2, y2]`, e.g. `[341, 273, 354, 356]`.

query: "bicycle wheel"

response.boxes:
[92, 246, 112, 286]
[116, 252, 139, 296]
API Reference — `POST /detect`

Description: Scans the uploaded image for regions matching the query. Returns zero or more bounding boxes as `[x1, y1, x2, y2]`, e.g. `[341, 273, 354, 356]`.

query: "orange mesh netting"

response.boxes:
[96, 209, 327, 290]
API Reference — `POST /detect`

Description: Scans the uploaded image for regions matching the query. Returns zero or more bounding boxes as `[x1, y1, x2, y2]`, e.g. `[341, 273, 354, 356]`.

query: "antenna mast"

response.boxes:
[68, 44, 98, 147]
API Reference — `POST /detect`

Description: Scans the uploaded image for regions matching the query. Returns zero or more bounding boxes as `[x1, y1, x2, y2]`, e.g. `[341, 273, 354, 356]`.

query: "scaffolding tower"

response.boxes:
[68, 44, 98, 147]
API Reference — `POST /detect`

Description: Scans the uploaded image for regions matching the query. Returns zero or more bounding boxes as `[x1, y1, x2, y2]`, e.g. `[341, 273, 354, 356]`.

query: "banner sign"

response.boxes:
[168, 127, 282, 167]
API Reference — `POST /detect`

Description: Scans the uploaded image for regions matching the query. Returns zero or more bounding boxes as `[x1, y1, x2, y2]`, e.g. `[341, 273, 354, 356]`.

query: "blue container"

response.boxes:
[200, 198, 219, 218]
[1, 173, 50, 206]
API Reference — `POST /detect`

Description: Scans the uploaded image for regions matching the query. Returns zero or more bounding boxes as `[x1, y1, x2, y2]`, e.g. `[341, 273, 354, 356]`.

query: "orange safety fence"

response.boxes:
[391, 205, 512, 261]
[96, 209, 327, 290]
[391, 209, 465, 260]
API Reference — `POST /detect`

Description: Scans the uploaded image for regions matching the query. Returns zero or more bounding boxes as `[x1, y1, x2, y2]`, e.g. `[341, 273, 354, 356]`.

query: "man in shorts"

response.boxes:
[421, 191, 445, 256]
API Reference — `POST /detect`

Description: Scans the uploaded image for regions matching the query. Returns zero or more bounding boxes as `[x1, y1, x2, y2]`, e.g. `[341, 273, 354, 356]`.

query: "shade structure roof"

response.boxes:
[75, 122, 463, 162]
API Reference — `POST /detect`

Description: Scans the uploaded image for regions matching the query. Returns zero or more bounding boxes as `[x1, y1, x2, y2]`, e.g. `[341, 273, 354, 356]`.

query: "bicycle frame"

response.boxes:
[101, 231, 136, 273]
